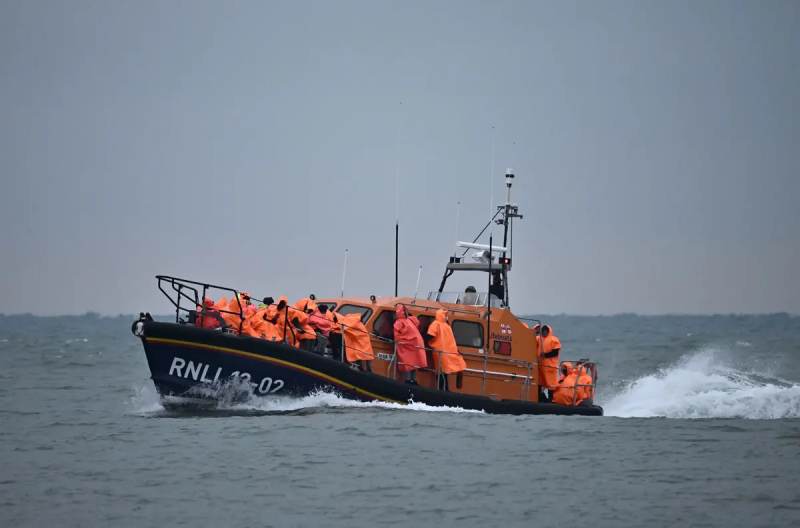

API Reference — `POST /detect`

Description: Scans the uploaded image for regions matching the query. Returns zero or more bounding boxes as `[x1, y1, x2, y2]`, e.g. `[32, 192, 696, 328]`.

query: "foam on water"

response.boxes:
[129, 382, 482, 415]
[228, 388, 484, 414]
[604, 349, 800, 419]
[128, 383, 164, 414]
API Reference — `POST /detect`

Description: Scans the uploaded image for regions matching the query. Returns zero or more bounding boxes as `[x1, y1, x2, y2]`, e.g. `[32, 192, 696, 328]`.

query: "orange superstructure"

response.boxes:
[308, 294, 543, 402]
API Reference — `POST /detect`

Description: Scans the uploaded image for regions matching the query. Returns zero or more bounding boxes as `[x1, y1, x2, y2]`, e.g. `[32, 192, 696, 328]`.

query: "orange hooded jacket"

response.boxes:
[220, 292, 254, 332]
[243, 306, 281, 341]
[393, 305, 427, 372]
[196, 298, 224, 329]
[576, 365, 593, 402]
[538, 325, 562, 390]
[340, 312, 375, 362]
[427, 309, 466, 374]
[271, 296, 297, 346]
[552, 362, 579, 406]
[291, 299, 317, 342]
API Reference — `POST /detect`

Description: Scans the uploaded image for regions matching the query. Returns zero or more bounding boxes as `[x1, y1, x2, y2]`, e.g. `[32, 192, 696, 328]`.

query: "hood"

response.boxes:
[561, 361, 573, 375]
[435, 309, 447, 323]
[202, 298, 214, 308]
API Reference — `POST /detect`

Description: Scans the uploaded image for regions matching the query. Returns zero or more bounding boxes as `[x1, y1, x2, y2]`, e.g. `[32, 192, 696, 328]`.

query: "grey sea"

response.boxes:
[1, 313, 799, 527]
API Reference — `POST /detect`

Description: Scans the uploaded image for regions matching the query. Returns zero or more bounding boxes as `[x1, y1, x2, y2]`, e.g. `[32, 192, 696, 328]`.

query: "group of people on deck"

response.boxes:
[194, 292, 591, 404]
[533, 323, 594, 406]
[193, 294, 467, 388]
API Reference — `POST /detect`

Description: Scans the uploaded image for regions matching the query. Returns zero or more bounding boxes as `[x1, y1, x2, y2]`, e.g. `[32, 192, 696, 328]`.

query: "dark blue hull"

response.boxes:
[139, 322, 603, 416]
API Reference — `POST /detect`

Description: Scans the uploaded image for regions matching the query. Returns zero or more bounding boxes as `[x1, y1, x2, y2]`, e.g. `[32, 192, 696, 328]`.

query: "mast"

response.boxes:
[496, 169, 523, 307]
[436, 169, 523, 308]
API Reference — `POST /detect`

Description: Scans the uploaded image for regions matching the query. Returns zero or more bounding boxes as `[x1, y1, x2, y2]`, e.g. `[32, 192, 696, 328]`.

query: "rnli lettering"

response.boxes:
[168, 356, 284, 394]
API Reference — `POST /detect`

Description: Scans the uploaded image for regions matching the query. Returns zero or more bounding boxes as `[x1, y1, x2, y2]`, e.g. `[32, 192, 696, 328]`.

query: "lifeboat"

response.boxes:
[134, 171, 602, 416]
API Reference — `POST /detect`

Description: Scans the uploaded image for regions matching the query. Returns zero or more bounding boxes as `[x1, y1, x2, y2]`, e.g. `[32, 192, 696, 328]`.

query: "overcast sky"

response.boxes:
[1, 0, 798, 316]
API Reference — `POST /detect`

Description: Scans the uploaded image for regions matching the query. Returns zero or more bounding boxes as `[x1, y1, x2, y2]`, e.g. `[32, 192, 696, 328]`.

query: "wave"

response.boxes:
[128, 382, 481, 416]
[603, 349, 800, 419]
[227, 388, 483, 415]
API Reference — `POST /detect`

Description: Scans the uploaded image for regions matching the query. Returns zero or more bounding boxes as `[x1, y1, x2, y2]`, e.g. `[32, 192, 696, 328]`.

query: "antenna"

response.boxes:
[413, 265, 423, 301]
[340, 249, 348, 297]
[489, 125, 496, 220]
[394, 100, 404, 297]
[454, 201, 461, 256]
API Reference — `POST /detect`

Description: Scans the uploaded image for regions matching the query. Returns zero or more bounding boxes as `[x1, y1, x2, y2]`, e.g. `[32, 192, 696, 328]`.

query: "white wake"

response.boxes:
[603, 349, 800, 419]
[128, 383, 481, 415]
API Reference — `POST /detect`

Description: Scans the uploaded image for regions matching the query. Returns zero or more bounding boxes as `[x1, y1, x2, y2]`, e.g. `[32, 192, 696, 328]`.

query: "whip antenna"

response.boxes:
[413, 265, 423, 301]
[489, 125, 496, 220]
[340, 249, 348, 297]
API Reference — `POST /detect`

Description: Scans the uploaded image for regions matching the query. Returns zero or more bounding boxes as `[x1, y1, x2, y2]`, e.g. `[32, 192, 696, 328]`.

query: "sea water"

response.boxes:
[1, 313, 799, 527]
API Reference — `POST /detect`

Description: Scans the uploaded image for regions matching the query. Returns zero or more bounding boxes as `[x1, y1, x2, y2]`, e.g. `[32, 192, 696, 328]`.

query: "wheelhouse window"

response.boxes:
[452, 320, 484, 348]
[336, 304, 373, 324]
[372, 310, 394, 339]
[317, 302, 337, 313]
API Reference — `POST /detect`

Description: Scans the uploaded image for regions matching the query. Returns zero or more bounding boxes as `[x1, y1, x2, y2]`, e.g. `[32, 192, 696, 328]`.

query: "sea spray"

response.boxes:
[603, 349, 800, 419]
[227, 388, 484, 415]
[128, 382, 164, 414]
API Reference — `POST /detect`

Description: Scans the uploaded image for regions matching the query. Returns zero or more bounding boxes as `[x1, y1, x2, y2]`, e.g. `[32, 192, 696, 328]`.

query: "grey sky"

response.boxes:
[1, 0, 798, 315]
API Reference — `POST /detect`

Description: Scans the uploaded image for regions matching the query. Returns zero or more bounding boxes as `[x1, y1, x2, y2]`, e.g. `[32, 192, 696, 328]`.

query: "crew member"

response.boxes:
[340, 312, 374, 372]
[462, 285, 478, 305]
[309, 304, 333, 354]
[393, 305, 427, 384]
[221, 292, 255, 333]
[427, 309, 466, 391]
[243, 297, 280, 341]
[196, 298, 225, 330]
[271, 296, 296, 346]
[538, 324, 561, 402]
[291, 298, 318, 351]
[576, 361, 594, 404]
[326, 308, 343, 361]
[552, 362, 579, 406]
[309, 304, 333, 337]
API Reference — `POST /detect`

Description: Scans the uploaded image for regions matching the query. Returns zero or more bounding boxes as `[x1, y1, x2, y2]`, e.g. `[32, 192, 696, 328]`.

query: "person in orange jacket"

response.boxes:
[427, 309, 466, 391]
[221, 292, 254, 333]
[339, 312, 375, 371]
[575, 361, 594, 404]
[291, 298, 318, 351]
[325, 308, 344, 361]
[309, 305, 333, 337]
[243, 297, 281, 341]
[552, 362, 579, 406]
[393, 305, 427, 385]
[196, 298, 225, 330]
[538, 324, 562, 402]
[270, 296, 297, 347]
[308, 304, 334, 354]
